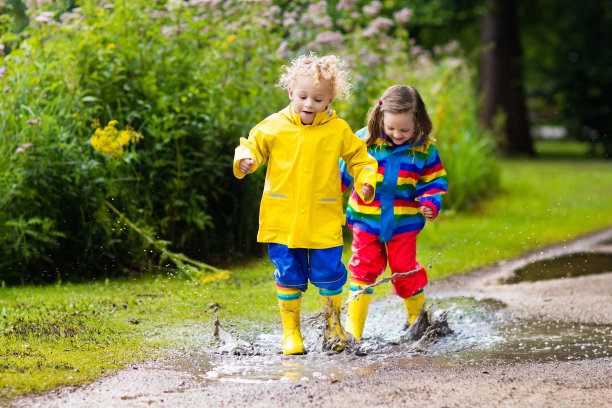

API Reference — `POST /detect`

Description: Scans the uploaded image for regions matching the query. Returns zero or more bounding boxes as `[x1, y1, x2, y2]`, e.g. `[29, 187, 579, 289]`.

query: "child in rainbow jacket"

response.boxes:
[340, 85, 448, 340]
[233, 53, 377, 354]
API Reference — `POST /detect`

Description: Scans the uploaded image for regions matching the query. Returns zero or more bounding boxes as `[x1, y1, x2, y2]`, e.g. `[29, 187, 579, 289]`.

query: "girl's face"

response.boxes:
[383, 111, 415, 145]
[289, 75, 334, 125]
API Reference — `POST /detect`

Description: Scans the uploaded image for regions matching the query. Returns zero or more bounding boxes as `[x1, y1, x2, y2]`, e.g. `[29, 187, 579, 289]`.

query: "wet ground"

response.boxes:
[10, 228, 612, 407]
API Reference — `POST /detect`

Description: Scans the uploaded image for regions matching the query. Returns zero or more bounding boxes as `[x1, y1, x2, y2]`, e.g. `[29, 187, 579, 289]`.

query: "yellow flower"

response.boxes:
[89, 120, 143, 158]
[107, 43, 116, 49]
[199, 270, 231, 283]
[227, 35, 237, 43]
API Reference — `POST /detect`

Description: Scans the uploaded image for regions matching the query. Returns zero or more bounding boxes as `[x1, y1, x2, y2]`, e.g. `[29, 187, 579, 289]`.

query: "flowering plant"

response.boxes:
[90, 120, 143, 158]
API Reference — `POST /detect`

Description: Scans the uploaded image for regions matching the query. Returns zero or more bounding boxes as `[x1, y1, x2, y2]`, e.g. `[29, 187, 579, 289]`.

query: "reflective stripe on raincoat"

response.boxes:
[234, 105, 378, 249]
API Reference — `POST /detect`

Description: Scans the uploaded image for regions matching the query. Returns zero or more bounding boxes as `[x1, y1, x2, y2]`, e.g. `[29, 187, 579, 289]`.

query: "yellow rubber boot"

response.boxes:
[345, 292, 372, 340]
[278, 298, 305, 355]
[403, 291, 426, 326]
[319, 293, 346, 351]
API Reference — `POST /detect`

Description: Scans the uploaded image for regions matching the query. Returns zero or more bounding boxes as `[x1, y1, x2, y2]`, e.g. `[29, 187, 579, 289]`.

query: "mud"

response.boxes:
[9, 228, 612, 408]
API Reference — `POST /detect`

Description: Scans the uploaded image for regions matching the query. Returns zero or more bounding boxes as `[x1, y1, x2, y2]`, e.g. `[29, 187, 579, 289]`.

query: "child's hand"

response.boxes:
[361, 183, 374, 201]
[420, 205, 434, 220]
[239, 158, 254, 174]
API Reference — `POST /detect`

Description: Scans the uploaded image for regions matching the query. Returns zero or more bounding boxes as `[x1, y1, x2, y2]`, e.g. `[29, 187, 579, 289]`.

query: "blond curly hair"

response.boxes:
[277, 52, 352, 100]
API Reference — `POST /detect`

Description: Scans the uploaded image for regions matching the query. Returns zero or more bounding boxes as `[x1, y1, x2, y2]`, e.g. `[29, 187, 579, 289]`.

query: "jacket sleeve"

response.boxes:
[415, 144, 448, 220]
[233, 119, 270, 179]
[339, 158, 353, 193]
[340, 127, 378, 204]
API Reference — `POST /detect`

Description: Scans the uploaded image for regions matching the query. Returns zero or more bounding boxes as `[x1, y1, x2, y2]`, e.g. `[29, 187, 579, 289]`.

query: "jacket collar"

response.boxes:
[281, 104, 337, 126]
[379, 132, 424, 152]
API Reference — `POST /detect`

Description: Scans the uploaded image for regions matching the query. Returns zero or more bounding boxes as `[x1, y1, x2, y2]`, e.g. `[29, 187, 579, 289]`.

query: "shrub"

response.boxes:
[0, 0, 499, 282]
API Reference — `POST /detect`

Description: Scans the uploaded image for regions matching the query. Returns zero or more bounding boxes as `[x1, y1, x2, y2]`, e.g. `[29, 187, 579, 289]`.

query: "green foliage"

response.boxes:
[0, 0, 499, 281]
[1, 1, 282, 281]
[520, 0, 612, 156]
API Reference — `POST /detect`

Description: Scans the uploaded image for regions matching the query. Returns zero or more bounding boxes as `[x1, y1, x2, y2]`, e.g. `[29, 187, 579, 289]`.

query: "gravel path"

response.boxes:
[9, 228, 612, 408]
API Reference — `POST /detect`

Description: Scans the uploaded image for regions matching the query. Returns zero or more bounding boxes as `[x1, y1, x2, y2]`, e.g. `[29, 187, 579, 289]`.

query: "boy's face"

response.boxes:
[289, 75, 334, 125]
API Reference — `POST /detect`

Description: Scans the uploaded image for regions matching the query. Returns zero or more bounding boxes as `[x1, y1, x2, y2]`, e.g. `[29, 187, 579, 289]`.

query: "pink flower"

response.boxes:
[371, 17, 394, 31]
[444, 40, 460, 53]
[0, 66, 6, 78]
[252, 17, 270, 28]
[363, 1, 382, 18]
[364, 52, 381, 67]
[277, 41, 290, 59]
[150, 10, 167, 19]
[322, 16, 334, 28]
[315, 31, 343, 48]
[35, 12, 54, 23]
[362, 26, 377, 37]
[27, 118, 41, 125]
[308, 1, 328, 17]
[445, 57, 463, 69]
[362, 17, 393, 37]
[337, 0, 356, 11]
[16, 142, 33, 154]
[393, 8, 412, 26]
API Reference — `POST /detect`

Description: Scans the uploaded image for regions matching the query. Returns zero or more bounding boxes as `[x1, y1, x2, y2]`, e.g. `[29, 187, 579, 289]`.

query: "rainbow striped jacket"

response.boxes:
[340, 127, 448, 242]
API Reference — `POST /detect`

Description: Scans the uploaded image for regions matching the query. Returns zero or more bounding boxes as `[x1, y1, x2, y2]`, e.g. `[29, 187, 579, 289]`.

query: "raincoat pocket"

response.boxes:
[312, 197, 343, 243]
[260, 193, 293, 232]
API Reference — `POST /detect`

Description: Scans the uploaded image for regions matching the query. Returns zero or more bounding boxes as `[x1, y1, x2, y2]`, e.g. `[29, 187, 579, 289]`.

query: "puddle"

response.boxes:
[173, 296, 611, 384]
[504, 252, 612, 283]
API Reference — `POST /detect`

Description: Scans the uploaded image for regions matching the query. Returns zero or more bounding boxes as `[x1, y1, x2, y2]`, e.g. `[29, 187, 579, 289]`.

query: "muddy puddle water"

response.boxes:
[167, 296, 611, 384]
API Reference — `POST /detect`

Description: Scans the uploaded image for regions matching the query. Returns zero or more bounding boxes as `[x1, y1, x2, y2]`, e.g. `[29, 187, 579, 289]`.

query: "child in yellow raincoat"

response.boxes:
[233, 53, 378, 355]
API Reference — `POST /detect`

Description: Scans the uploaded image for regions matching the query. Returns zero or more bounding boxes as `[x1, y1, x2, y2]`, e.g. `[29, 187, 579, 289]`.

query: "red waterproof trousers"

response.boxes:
[348, 227, 427, 298]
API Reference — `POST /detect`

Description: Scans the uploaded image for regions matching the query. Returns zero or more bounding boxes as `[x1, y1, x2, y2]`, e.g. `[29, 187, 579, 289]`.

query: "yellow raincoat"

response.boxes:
[234, 105, 378, 249]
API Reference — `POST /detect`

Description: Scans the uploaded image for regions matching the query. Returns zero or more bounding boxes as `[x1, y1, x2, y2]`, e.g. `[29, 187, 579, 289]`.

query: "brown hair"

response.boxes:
[365, 85, 432, 146]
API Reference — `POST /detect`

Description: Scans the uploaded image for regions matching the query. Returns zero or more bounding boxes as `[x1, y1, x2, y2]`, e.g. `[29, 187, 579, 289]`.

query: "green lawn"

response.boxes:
[1, 141, 612, 399]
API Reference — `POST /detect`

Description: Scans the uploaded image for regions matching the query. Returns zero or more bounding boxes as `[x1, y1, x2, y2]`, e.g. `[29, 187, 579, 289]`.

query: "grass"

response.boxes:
[1, 140, 612, 400]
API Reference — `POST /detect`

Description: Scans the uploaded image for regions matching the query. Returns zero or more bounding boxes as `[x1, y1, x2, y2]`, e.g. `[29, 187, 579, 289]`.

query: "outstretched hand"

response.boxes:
[362, 183, 374, 202]
[420, 205, 434, 220]
[239, 158, 254, 174]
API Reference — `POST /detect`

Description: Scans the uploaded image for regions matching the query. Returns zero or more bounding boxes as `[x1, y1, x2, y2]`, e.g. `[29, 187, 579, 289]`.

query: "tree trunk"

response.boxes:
[479, 0, 534, 155]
